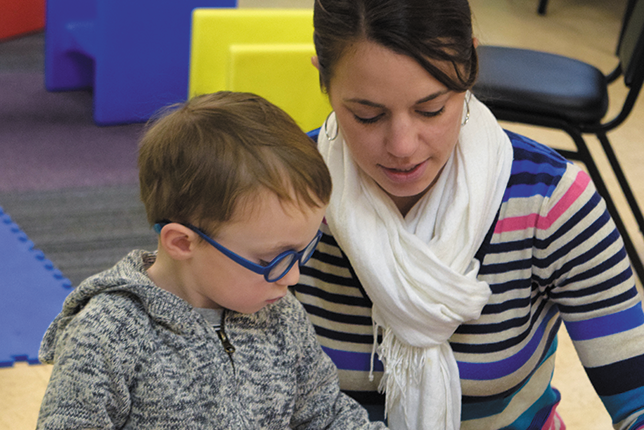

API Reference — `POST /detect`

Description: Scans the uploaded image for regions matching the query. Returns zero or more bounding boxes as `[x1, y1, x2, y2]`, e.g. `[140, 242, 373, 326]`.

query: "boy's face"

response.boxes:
[189, 193, 326, 314]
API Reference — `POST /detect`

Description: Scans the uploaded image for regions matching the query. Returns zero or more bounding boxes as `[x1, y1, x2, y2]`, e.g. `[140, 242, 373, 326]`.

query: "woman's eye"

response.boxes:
[354, 113, 384, 124]
[417, 107, 445, 118]
[258, 259, 272, 268]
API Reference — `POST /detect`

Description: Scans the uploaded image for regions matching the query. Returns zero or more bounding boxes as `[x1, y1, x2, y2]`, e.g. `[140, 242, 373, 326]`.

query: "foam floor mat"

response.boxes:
[0, 206, 72, 367]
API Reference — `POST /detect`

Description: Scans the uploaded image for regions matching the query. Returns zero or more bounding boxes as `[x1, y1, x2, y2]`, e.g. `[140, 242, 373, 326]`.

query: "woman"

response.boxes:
[294, 1, 644, 429]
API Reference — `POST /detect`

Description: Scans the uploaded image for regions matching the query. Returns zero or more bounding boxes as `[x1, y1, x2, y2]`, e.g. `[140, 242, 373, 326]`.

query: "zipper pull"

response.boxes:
[217, 310, 236, 368]
[217, 328, 236, 356]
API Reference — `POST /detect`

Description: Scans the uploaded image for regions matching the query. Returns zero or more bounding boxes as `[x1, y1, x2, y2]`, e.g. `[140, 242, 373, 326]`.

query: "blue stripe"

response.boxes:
[602, 385, 644, 423]
[565, 303, 644, 341]
[458, 305, 559, 380]
[501, 131, 567, 203]
[321, 346, 384, 372]
[507, 130, 567, 167]
[507, 386, 560, 430]
[461, 345, 559, 423]
[504, 181, 556, 200]
[511, 159, 565, 179]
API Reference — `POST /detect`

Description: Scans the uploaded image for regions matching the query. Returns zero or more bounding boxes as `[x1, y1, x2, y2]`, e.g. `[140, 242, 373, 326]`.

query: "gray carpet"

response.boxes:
[1, 32, 157, 287]
[0, 185, 158, 287]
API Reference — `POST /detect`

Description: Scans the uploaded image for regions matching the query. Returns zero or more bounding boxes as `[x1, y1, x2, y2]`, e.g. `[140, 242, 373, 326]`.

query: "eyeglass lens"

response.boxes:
[268, 255, 297, 281]
[266, 234, 320, 281]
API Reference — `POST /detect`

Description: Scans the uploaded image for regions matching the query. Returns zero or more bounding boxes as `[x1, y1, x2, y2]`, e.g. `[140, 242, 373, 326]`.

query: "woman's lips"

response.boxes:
[381, 160, 428, 183]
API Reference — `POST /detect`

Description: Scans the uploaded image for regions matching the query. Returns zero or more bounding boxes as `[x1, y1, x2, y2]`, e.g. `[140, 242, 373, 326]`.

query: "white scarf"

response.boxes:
[318, 96, 513, 430]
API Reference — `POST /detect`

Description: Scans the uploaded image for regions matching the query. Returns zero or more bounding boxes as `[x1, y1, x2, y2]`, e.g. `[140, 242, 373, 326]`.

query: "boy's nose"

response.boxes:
[275, 264, 300, 287]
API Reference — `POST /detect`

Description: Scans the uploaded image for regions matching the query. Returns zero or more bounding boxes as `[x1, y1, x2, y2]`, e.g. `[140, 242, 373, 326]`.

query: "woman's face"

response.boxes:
[326, 40, 466, 215]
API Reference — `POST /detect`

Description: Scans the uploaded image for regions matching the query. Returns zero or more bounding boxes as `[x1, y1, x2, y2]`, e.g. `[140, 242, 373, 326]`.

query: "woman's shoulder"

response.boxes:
[503, 129, 588, 201]
[505, 130, 569, 172]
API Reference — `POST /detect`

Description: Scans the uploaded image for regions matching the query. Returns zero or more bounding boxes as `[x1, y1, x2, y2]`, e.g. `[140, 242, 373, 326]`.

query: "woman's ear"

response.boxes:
[311, 55, 320, 71]
[158, 223, 199, 260]
[473, 37, 479, 49]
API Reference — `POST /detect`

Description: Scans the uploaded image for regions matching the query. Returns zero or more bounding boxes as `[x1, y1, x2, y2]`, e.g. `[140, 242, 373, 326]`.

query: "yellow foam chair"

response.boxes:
[227, 44, 330, 131]
[189, 9, 330, 131]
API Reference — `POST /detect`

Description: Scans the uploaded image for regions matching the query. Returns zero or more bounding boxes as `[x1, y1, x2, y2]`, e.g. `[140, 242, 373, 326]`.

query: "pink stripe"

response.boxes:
[495, 171, 591, 234]
[542, 406, 566, 430]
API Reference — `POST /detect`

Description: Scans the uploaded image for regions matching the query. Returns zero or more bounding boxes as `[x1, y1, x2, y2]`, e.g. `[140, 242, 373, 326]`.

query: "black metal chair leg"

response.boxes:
[595, 131, 644, 235]
[617, 0, 639, 54]
[559, 131, 644, 285]
[538, 0, 549, 15]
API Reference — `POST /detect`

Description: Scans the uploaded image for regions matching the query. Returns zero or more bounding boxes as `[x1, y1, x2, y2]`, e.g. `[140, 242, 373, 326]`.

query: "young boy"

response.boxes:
[37, 92, 387, 429]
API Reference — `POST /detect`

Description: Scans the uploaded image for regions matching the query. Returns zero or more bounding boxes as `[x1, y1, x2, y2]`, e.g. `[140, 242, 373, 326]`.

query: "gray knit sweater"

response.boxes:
[38, 250, 386, 429]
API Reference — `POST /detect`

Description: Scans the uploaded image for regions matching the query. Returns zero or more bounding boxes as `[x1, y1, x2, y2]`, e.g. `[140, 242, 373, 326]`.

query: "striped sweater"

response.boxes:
[294, 131, 644, 429]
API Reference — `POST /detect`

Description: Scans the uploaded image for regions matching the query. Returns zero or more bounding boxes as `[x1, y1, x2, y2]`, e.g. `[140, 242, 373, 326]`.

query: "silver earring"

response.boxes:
[462, 91, 471, 126]
[324, 111, 338, 141]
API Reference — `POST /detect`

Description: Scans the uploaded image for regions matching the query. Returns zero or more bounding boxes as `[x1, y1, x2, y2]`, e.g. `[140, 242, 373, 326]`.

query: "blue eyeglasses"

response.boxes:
[154, 221, 322, 283]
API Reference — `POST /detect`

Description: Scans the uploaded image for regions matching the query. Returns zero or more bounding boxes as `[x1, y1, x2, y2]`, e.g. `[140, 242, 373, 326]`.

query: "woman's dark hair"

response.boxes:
[313, 0, 478, 93]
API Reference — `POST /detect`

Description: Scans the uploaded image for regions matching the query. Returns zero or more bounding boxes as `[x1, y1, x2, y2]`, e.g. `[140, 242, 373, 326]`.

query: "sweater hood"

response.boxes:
[39, 250, 195, 363]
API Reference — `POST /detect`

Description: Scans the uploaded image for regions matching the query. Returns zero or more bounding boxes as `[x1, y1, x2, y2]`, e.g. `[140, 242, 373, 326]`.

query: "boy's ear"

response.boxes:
[158, 223, 199, 260]
[311, 55, 320, 71]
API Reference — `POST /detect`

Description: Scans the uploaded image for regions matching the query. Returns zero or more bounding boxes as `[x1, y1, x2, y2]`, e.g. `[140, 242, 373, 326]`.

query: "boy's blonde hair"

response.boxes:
[138, 91, 332, 234]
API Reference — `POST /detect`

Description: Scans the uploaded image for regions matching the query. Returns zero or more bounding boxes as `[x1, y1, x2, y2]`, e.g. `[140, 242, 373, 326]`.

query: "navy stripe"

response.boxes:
[557, 250, 631, 291]
[586, 354, 644, 396]
[295, 283, 371, 307]
[312, 249, 352, 268]
[533, 192, 603, 251]
[300, 266, 357, 288]
[483, 237, 534, 254]
[313, 325, 375, 345]
[485, 278, 534, 295]
[453, 299, 553, 352]
[482, 296, 533, 315]
[479, 257, 532, 275]
[461, 316, 561, 403]
[302, 303, 373, 326]
[550, 266, 633, 300]
[558, 288, 639, 314]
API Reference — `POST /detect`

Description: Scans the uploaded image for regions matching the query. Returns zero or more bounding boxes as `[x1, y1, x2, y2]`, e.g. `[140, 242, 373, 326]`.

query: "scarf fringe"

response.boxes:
[374, 324, 426, 422]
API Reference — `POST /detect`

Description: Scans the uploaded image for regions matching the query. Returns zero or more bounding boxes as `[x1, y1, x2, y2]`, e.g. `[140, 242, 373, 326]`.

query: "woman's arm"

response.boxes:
[542, 166, 644, 430]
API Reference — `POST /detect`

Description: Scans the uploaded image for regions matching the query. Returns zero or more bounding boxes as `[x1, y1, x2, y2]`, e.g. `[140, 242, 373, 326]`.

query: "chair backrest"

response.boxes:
[619, 0, 644, 88]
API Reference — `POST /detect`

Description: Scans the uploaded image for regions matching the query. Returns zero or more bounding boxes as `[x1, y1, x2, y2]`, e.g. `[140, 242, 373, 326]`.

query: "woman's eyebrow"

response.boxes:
[415, 89, 449, 104]
[344, 98, 384, 108]
[345, 90, 450, 108]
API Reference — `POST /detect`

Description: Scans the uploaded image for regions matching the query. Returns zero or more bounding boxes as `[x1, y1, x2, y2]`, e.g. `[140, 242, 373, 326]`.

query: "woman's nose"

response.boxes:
[386, 116, 418, 158]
